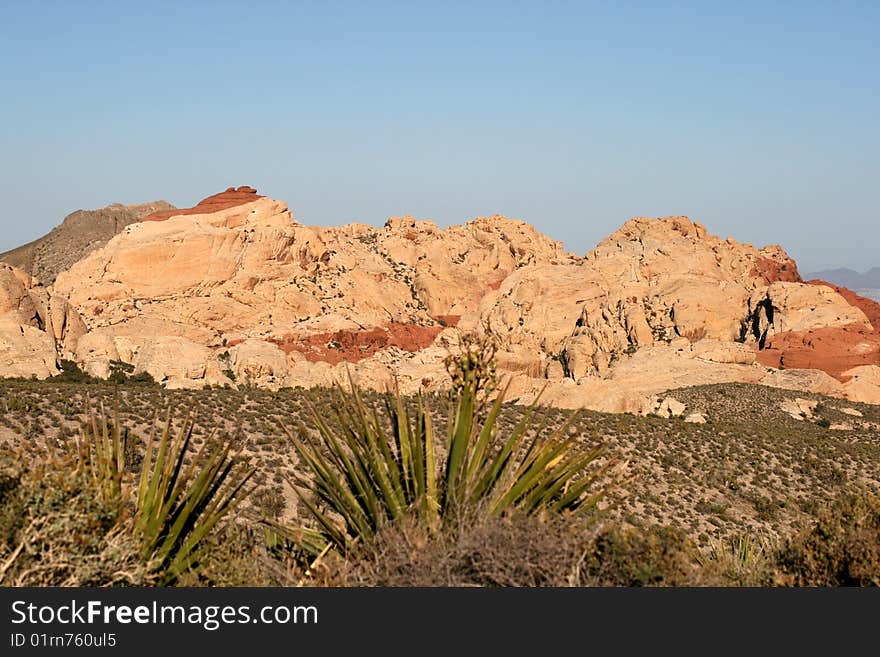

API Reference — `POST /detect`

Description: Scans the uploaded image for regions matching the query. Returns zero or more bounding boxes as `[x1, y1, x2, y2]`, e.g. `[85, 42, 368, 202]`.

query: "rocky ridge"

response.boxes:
[0, 200, 175, 284]
[1, 188, 878, 412]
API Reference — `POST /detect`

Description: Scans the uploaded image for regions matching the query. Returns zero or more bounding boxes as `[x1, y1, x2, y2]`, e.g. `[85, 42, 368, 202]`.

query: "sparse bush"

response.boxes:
[0, 448, 147, 586]
[775, 489, 880, 586]
[579, 525, 699, 586]
[323, 513, 597, 587]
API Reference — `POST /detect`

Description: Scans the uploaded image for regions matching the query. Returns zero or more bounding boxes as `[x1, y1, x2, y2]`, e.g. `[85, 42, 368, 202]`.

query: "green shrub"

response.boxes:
[128, 370, 157, 385]
[0, 448, 146, 586]
[775, 489, 880, 586]
[54, 359, 101, 384]
[579, 525, 699, 586]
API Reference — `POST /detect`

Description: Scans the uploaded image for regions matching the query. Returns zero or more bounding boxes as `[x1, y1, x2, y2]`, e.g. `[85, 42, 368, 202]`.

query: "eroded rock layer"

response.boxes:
[141, 186, 262, 222]
[0, 264, 86, 378]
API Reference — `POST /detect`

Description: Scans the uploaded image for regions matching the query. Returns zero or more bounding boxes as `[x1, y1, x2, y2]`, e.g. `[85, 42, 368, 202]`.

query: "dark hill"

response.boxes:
[0, 200, 174, 284]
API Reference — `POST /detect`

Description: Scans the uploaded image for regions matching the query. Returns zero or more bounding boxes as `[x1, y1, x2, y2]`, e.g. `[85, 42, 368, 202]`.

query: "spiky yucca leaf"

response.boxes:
[282, 372, 618, 557]
[75, 403, 254, 582]
[76, 401, 126, 505]
[133, 411, 255, 578]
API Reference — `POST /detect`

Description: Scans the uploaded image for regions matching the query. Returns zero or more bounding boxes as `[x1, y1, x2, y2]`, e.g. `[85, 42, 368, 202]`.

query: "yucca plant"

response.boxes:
[279, 333, 620, 557]
[696, 532, 774, 585]
[75, 404, 126, 505]
[76, 402, 254, 582]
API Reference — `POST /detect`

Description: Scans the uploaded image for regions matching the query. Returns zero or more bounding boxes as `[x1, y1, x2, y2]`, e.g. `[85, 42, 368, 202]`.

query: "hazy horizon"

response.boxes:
[2, 2, 877, 272]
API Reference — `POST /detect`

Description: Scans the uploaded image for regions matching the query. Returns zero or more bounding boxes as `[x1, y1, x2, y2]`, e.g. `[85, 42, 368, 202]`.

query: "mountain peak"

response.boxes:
[142, 185, 263, 222]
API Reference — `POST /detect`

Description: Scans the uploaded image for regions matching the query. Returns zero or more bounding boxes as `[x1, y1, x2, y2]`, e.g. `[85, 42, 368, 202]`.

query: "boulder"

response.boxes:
[229, 340, 290, 389]
[841, 366, 880, 404]
[659, 397, 686, 418]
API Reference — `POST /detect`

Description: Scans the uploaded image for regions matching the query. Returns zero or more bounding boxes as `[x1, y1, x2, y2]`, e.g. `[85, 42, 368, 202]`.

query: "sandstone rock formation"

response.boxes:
[141, 186, 261, 222]
[806, 281, 880, 330]
[0, 200, 175, 284]
[779, 398, 818, 421]
[752, 281, 880, 380]
[52, 189, 573, 389]
[2, 187, 879, 409]
[0, 264, 86, 378]
[840, 366, 880, 404]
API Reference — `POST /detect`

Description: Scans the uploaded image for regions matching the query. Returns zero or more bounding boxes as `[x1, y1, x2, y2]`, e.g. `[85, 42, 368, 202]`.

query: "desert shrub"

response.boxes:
[127, 370, 157, 386]
[0, 449, 147, 586]
[102, 361, 158, 386]
[579, 525, 699, 586]
[175, 525, 290, 587]
[82, 405, 254, 581]
[320, 519, 721, 587]
[54, 359, 101, 384]
[253, 487, 286, 520]
[696, 533, 775, 586]
[774, 489, 880, 586]
[319, 513, 597, 587]
[108, 360, 135, 384]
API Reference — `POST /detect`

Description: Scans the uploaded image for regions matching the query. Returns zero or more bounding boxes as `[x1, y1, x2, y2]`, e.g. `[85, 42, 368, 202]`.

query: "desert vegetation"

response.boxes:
[275, 334, 618, 560]
[0, 347, 878, 586]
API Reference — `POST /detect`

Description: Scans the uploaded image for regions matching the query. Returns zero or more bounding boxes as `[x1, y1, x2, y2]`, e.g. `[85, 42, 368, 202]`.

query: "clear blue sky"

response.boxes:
[1, 1, 877, 272]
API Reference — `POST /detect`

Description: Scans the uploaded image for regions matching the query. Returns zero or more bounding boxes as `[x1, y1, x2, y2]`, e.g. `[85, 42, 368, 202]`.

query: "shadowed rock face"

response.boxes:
[2, 188, 879, 410]
[0, 201, 175, 284]
[141, 186, 261, 222]
[0, 263, 86, 377]
[754, 281, 880, 381]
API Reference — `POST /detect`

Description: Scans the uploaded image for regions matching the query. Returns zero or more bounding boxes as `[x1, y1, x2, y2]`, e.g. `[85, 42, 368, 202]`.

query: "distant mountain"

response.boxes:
[805, 267, 880, 290]
[0, 200, 174, 284]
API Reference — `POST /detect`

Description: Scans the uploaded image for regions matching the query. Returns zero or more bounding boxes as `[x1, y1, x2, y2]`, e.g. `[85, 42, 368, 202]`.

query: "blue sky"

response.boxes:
[1, 1, 877, 271]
